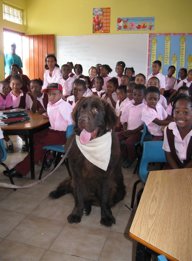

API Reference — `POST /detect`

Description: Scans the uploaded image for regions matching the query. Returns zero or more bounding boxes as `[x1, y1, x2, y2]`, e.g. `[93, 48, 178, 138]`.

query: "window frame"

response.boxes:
[2, 3, 24, 25]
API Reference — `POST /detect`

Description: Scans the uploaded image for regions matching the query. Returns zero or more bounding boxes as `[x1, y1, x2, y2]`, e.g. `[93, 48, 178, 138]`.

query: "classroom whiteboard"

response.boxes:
[56, 34, 148, 76]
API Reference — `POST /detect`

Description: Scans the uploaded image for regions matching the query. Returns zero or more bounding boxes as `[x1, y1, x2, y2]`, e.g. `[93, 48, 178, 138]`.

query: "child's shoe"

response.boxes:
[3, 168, 23, 178]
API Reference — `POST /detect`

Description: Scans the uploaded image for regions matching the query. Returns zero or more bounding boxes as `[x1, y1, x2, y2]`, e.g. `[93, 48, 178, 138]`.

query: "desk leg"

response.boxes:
[28, 132, 35, 179]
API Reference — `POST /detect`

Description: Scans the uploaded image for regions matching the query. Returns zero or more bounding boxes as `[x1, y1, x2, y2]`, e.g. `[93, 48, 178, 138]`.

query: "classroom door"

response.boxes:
[22, 34, 55, 80]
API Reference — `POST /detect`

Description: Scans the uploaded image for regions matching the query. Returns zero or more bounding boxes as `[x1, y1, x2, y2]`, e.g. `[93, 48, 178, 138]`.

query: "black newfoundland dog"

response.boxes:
[49, 96, 126, 226]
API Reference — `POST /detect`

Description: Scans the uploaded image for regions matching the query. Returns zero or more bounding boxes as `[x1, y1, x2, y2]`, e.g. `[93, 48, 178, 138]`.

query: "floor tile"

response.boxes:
[32, 197, 73, 223]
[99, 231, 132, 261]
[7, 215, 64, 249]
[40, 250, 93, 261]
[50, 224, 109, 260]
[111, 208, 131, 234]
[0, 208, 25, 237]
[0, 190, 43, 214]
[0, 239, 45, 261]
[0, 187, 13, 201]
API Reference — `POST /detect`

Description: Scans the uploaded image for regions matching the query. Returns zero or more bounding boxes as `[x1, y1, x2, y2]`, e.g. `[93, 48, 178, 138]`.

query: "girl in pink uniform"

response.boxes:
[4, 83, 72, 177]
[0, 80, 12, 110]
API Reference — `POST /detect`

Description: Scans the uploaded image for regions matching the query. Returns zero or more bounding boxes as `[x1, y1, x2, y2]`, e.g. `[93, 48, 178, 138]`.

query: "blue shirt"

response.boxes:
[4, 53, 23, 75]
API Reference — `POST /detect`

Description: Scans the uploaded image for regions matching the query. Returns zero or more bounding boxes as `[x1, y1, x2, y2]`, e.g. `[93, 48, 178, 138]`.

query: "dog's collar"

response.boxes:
[76, 131, 112, 171]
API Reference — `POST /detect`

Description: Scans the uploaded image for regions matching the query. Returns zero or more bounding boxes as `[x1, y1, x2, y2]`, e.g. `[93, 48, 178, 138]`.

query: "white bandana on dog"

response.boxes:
[76, 132, 112, 171]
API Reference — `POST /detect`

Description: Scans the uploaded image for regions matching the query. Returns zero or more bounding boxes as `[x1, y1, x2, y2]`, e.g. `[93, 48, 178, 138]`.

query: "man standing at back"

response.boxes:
[4, 43, 23, 77]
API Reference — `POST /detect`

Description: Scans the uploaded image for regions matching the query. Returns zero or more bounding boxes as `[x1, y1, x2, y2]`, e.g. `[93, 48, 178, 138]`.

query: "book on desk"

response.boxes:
[0, 109, 30, 126]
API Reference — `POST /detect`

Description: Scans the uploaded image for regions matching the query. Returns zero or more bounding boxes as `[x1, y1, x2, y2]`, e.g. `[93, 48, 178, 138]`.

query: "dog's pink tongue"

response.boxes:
[80, 129, 92, 144]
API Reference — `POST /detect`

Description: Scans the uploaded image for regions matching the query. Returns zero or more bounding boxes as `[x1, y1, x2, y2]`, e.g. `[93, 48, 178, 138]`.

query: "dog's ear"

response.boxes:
[102, 100, 117, 130]
[72, 98, 85, 132]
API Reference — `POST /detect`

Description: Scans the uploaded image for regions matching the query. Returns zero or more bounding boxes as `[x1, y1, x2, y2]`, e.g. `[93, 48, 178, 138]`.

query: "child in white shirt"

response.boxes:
[92, 76, 105, 98]
[118, 84, 146, 167]
[115, 85, 132, 130]
[135, 73, 146, 85]
[147, 60, 166, 95]
[43, 54, 62, 89]
[164, 65, 176, 98]
[102, 77, 118, 108]
[115, 61, 126, 85]
[141, 86, 171, 140]
[174, 69, 192, 93]
[100, 64, 112, 91]
[147, 76, 167, 110]
[163, 95, 192, 168]
[59, 64, 75, 98]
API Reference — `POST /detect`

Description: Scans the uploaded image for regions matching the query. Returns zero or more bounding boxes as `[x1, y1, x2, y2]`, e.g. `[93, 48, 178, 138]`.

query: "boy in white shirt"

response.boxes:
[141, 86, 171, 140]
[59, 64, 75, 98]
[147, 76, 167, 110]
[164, 65, 176, 98]
[147, 60, 166, 95]
[118, 84, 146, 167]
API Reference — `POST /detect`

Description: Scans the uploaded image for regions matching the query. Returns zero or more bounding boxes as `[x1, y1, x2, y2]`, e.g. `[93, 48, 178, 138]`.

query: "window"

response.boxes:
[2, 3, 23, 25]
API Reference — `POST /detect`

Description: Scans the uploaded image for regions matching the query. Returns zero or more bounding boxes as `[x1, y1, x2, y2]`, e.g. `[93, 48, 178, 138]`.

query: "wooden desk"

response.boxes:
[2, 111, 50, 179]
[129, 168, 192, 261]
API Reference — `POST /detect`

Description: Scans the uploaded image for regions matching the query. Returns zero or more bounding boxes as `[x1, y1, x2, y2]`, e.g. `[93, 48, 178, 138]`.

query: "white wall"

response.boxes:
[56, 34, 148, 76]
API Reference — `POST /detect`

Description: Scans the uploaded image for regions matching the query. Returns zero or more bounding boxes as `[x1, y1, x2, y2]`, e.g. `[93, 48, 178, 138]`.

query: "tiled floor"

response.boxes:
[0, 136, 138, 261]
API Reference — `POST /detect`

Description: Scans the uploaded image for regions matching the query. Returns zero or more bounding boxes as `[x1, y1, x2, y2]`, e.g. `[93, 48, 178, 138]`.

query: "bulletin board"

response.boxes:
[148, 34, 192, 76]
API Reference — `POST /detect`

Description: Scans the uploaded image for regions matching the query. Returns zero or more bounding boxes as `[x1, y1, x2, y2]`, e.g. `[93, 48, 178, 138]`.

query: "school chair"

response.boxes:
[133, 124, 152, 174]
[38, 125, 74, 180]
[0, 138, 15, 185]
[130, 140, 167, 209]
[158, 255, 168, 261]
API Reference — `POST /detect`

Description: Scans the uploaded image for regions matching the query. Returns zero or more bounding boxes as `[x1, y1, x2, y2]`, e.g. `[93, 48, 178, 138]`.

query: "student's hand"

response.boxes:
[42, 112, 48, 119]
[38, 108, 46, 114]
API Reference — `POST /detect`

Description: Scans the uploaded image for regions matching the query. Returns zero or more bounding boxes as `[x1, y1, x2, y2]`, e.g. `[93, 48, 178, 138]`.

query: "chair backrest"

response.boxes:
[158, 255, 168, 261]
[139, 140, 167, 183]
[66, 124, 74, 139]
[0, 139, 7, 162]
[140, 124, 152, 146]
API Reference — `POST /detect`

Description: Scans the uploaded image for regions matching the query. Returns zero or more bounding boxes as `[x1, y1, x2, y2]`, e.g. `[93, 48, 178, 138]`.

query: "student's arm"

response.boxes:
[123, 124, 143, 137]
[107, 93, 116, 108]
[153, 117, 172, 126]
[165, 151, 179, 169]
[30, 97, 38, 113]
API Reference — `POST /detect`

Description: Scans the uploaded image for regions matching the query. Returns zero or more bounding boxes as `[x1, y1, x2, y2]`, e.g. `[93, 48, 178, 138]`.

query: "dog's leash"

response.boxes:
[0, 137, 74, 189]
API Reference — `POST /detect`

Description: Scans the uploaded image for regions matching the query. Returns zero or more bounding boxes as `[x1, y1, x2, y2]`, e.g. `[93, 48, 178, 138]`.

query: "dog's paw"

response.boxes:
[84, 205, 92, 216]
[67, 213, 82, 223]
[100, 216, 116, 227]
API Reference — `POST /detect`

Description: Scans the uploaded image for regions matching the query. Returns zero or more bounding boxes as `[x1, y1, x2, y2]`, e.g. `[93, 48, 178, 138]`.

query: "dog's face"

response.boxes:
[73, 96, 117, 138]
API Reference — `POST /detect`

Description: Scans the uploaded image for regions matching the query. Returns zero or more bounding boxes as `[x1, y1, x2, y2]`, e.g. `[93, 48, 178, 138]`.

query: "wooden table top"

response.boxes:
[1, 111, 49, 131]
[129, 168, 192, 261]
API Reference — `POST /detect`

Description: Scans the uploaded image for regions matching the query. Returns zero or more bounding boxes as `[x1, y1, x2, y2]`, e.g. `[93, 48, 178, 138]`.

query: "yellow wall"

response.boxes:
[0, 0, 26, 78]
[26, 0, 192, 35]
